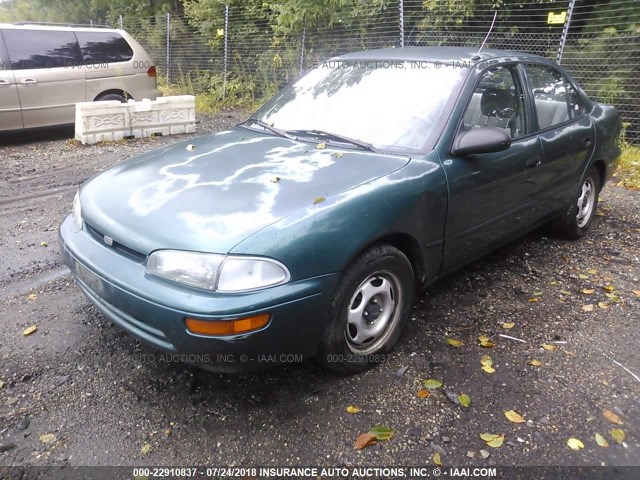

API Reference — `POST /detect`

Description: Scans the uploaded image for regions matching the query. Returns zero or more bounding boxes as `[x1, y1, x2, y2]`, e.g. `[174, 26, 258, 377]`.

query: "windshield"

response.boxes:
[253, 60, 468, 152]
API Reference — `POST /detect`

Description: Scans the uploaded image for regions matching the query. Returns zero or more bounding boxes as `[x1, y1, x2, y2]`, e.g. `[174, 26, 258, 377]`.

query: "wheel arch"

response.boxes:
[93, 89, 133, 101]
[344, 232, 426, 291]
[591, 159, 606, 192]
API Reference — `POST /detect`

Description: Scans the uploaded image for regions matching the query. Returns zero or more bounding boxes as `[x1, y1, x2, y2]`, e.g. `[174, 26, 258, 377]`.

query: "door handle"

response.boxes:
[0, 79, 10, 88]
[584, 138, 593, 148]
[526, 157, 542, 168]
[21, 78, 38, 86]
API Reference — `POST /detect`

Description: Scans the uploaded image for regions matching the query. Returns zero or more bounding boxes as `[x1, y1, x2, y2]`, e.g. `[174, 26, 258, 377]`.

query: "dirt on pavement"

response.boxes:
[0, 111, 639, 472]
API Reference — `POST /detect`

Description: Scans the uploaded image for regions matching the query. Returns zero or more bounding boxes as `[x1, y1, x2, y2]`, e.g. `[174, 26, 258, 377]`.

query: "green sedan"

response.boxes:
[59, 47, 621, 373]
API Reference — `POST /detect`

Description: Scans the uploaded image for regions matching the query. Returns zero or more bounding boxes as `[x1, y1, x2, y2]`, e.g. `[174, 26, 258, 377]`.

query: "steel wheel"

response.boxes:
[345, 270, 403, 354]
[576, 176, 596, 228]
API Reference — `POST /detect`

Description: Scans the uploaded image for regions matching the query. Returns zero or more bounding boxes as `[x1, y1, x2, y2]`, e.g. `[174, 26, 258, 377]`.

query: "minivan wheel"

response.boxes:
[552, 166, 601, 240]
[96, 93, 128, 103]
[318, 244, 415, 374]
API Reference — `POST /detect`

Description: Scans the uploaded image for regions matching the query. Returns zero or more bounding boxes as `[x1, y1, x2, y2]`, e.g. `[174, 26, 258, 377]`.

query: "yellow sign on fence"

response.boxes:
[547, 11, 567, 25]
[217, 28, 224, 36]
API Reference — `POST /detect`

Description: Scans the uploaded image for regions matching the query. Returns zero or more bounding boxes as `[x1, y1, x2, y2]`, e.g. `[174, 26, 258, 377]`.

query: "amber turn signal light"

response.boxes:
[185, 313, 270, 336]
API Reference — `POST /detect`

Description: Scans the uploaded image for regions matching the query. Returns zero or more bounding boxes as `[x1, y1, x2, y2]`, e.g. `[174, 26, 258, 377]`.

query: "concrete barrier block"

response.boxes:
[75, 95, 196, 144]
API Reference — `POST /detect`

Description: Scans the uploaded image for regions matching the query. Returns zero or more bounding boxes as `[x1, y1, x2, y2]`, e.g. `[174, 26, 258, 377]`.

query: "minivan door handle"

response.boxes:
[21, 78, 38, 86]
[0, 79, 10, 88]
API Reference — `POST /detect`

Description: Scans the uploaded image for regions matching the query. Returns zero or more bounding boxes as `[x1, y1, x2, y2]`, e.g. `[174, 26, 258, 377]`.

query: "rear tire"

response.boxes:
[96, 93, 128, 103]
[317, 244, 415, 374]
[552, 166, 601, 240]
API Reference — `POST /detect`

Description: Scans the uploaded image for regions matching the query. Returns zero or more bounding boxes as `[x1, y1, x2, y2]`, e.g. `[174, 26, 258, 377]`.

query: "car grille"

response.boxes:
[85, 222, 146, 262]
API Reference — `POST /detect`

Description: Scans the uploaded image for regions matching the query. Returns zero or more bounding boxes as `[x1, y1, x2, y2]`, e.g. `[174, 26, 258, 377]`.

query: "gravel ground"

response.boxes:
[0, 112, 639, 472]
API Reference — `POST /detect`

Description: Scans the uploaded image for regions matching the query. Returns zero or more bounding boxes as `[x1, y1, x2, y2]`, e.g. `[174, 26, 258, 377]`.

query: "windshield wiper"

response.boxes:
[241, 118, 295, 140]
[285, 129, 376, 152]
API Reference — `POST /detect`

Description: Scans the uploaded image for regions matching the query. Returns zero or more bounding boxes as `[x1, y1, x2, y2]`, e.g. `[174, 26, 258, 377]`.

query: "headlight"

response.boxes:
[72, 191, 83, 228]
[146, 250, 290, 292]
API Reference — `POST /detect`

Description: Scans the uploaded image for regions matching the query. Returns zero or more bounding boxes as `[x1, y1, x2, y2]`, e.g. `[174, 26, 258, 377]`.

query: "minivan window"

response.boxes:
[0, 33, 8, 70]
[76, 32, 133, 64]
[3, 29, 82, 70]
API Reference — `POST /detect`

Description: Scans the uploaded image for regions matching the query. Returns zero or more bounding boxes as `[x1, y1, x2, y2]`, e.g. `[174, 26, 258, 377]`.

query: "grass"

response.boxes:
[615, 143, 640, 190]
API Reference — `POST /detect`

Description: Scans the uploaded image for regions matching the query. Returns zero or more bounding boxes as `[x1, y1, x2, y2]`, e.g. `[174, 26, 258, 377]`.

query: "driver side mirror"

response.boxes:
[451, 127, 511, 156]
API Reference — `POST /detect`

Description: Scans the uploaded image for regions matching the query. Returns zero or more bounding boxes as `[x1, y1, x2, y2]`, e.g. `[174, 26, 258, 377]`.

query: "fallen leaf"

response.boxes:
[542, 343, 557, 351]
[603, 285, 615, 292]
[27, 293, 37, 301]
[486, 434, 505, 448]
[417, 389, 430, 398]
[559, 290, 572, 295]
[480, 355, 493, 366]
[313, 196, 326, 205]
[39, 434, 56, 444]
[528, 297, 539, 303]
[603, 410, 623, 425]
[598, 302, 609, 309]
[316, 142, 326, 150]
[446, 337, 463, 347]
[587, 269, 598, 274]
[605, 293, 621, 303]
[331, 151, 344, 158]
[610, 429, 625, 444]
[22, 325, 37, 336]
[533, 290, 544, 296]
[581, 304, 595, 312]
[458, 393, 471, 407]
[504, 410, 526, 423]
[40, 241, 48, 247]
[567, 437, 584, 450]
[140, 443, 152, 455]
[595, 433, 609, 447]
[369, 425, 394, 441]
[581, 289, 595, 294]
[478, 335, 496, 348]
[632, 290, 640, 298]
[502, 322, 515, 329]
[354, 432, 377, 450]
[0, 380, 4, 388]
[480, 433, 499, 442]
[482, 365, 496, 374]
[346, 405, 361, 414]
[422, 379, 443, 390]
[529, 359, 543, 366]
[433, 452, 442, 466]
[578, 274, 589, 279]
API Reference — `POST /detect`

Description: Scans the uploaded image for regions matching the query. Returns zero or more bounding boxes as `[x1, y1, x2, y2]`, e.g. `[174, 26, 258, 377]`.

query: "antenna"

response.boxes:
[474, 10, 498, 59]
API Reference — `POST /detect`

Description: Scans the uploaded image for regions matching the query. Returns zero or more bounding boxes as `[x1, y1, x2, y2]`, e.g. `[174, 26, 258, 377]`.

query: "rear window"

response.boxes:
[3, 29, 82, 70]
[76, 32, 133, 64]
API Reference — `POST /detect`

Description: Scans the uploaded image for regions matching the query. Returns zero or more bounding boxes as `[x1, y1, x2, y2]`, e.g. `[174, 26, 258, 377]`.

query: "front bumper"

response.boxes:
[59, 215, 338, 372]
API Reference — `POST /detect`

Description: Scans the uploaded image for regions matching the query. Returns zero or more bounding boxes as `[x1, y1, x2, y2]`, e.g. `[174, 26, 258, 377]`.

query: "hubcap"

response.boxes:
[576, 177, 596, 228]
[345, 270, 403, 354]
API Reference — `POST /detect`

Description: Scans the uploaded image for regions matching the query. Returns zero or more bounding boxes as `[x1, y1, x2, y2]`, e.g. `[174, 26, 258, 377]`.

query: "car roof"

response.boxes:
[0, 23, 122, 34]
[332, 46, 549, 63]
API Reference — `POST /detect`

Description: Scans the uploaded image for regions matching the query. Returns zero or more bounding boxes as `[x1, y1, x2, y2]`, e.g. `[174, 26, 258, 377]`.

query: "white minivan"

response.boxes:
[0, 23, 161, 131]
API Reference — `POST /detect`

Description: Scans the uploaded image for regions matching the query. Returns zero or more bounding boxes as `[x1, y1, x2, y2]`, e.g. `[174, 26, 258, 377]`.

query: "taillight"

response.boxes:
[147, 66, 157, 77]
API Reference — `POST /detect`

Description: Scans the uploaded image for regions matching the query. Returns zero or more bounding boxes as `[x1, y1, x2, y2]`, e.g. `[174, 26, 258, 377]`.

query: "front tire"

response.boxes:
[318, 244, 415, 374]
[552, 167, 601, 240]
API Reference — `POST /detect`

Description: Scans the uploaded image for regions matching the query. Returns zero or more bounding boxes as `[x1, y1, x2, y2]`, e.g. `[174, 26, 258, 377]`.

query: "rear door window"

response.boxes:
[525, 64, 584, 130]
[3, 29, 82, 70]
[75, 32, 133, 64]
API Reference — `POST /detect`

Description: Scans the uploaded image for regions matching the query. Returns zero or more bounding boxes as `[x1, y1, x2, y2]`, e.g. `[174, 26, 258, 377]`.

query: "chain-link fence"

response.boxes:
[117, 0, 639, 143]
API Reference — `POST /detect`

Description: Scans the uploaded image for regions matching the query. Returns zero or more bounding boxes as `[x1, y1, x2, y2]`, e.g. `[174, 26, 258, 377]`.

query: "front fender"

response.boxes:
[230, 153, 448, 284]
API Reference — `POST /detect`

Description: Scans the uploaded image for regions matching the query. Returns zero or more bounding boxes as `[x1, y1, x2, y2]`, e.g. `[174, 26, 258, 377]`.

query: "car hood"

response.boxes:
[80, 128, 410, 255]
